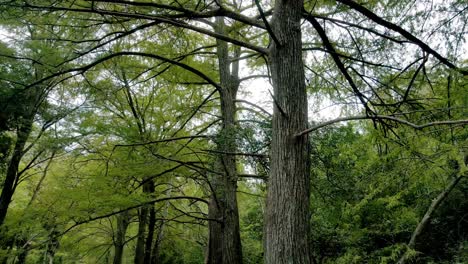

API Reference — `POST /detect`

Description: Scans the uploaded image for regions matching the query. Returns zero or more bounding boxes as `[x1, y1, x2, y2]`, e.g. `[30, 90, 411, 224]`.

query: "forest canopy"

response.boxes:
[0, 0, 467, 263]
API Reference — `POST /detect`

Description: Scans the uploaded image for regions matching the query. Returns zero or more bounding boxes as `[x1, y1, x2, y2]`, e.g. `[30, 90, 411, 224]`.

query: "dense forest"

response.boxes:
[0, 0, 467, 263]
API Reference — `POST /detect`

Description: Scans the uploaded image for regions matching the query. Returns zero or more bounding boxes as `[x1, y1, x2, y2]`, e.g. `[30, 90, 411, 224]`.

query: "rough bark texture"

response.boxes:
[265, 0, 312, 263]
[206, 196, 223, 264]
[113, 211, 129, 264]
[205, 17, 242, 264]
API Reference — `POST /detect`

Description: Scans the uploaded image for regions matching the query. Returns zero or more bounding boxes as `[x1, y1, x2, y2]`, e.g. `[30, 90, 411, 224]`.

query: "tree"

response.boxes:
[1, 0, 467, 263]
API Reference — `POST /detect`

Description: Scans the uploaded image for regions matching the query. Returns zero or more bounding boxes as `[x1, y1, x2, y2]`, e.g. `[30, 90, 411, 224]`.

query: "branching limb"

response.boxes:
[296, 115, 468, 137]
[21, 3, 268, 55]
[254, 0, 280, 46]
[114, 135, 211, 148]
[336, 0, 468, 75]
[304, 13, 373, 115]
[59, 196, 209, 236]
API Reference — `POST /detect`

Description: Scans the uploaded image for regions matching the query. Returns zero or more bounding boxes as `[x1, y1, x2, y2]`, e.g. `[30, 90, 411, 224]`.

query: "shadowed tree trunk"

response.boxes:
[113, 211, 130, 264]
[151, 221, 165, 264]
[134, 198, 148, 264]
[265, 0, 312, 263]
[205, 16, 243, 264]
[144, 184, 157, 263]
[0, 114, 34, 226]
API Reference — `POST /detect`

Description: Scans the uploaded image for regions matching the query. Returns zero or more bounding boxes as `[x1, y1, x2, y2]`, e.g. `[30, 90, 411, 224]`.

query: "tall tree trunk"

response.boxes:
[206, 17, 243, 264]
[113, 211, 130, 264]
[134, 205, 148, 264]
[265, 0, 312, 263]
[144, 182, 156, 263]
[151, 221, 165, 264]
[206, 194, 223, 264]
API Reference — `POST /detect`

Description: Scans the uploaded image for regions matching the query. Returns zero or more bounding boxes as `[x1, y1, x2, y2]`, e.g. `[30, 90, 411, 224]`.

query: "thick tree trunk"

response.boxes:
[205, 17, 243, 264]
[206, 195, 223, 264]
[265, 0, 312, 263]
[113, 211, 129, 264]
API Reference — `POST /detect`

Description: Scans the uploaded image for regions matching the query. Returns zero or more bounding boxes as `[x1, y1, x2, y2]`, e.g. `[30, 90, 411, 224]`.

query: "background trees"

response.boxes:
[0, 0, 467, 263]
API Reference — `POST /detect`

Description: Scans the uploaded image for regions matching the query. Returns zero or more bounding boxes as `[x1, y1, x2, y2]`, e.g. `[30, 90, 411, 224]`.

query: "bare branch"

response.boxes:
[304, 13, 373, 115]
[336, 0, 468, 75]
[21, 3, 268, 55]
[60, 196, 209, 236]
[296, 115, 468, 137]
[114, 135, 211, 148]
[254, 0, 280, 46]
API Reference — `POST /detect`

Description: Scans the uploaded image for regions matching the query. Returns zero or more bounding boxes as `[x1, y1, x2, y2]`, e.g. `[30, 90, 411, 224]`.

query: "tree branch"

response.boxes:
[114, 135, 211, 148]
[296, 115, 468, 137]
[336, 0, 468, 75]
[60, 196, 209, 236]
[304, 13, 373, 115]
[21, 3, 268, 55]
[254, 0, 280, 46]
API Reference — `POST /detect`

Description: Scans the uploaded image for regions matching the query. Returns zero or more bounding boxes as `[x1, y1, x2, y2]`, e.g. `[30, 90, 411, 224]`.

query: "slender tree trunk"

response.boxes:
[151, 221, 165, 264]
[206, 17, 243, 264]
[265, 0, 312, 263]
[144, 182, 156, 263]
[0, 84, 44, 228]
[134, 206, 148, 264]
[113, 211, 130, 264]
[0, 117, 34, 226]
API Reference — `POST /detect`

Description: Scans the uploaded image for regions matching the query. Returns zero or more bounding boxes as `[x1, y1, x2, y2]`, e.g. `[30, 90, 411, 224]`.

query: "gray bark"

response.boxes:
[265, 0, 312, 263]
[206, 16, 243, 264]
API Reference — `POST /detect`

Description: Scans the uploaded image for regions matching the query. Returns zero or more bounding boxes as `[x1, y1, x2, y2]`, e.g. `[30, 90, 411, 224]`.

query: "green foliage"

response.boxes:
[0, 0, 466, 263]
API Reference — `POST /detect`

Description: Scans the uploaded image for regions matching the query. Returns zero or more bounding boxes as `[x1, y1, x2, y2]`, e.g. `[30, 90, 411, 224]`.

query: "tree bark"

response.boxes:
[113, 211, 129, 264]
[205, 17, 243, 264]
[134, 205, 148, 264]
[265, 0, 312, 263]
